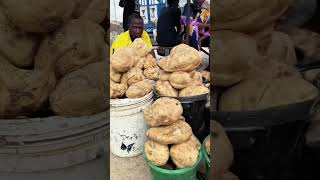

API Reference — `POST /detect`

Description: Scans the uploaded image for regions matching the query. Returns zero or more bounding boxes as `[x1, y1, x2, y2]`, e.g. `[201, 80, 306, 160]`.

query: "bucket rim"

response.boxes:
[143, 147, 203, 174]
[202, 135, 210, 164]
[154, 90, 209, 102]
[110, 91, 154, 106]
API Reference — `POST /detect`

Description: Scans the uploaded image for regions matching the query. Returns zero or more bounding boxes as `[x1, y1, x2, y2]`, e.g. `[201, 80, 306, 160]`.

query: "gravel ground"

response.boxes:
[110, 153, 152, 180]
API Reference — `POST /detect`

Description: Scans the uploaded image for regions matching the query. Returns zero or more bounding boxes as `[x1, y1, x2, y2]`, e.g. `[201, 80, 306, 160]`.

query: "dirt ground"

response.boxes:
[110, 152, 208, 180]
[110, 153, 152, 180]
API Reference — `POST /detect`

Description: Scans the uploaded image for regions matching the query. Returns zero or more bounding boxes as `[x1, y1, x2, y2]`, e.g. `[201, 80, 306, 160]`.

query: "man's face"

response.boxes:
[129, 18, 144, 40]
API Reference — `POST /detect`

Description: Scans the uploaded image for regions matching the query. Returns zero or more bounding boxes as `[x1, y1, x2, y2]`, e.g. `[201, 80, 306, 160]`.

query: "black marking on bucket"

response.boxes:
[120, 142, 135, 153]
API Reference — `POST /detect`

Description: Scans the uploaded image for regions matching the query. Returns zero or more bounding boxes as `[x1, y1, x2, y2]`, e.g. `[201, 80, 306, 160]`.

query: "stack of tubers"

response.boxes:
[0, 0, 108, 118]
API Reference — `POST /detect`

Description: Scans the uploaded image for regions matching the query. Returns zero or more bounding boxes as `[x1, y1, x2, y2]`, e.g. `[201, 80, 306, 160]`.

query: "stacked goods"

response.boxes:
[156, 44, 210, 97]
[0, 0, 108, 118]
[110, 38, 157, 99]
[144, 98, 201, 169]
[211, 0, 319, 112]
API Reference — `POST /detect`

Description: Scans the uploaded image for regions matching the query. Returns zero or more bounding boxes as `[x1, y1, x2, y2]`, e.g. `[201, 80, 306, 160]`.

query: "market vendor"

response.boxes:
[110, 13, 155, 57]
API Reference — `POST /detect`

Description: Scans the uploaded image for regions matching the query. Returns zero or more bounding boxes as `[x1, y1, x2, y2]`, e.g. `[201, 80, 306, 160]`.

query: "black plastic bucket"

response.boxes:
[212, 100, 314, 180]
[154, 91, 210, 142]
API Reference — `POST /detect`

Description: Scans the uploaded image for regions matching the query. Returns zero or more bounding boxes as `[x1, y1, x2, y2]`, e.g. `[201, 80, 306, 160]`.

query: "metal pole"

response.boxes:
[185, 0, 190, 45]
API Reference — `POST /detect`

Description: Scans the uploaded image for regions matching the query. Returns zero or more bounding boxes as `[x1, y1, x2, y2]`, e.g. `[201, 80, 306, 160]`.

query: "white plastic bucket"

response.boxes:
[110, 92, 153, 157]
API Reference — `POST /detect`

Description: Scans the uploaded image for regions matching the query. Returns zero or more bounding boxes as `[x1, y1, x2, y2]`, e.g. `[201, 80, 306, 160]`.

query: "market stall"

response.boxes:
[109, 37, 211, 179]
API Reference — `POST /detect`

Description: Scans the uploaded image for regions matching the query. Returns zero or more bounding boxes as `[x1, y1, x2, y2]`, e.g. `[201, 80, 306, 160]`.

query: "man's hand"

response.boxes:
[149, 49, 156, 58]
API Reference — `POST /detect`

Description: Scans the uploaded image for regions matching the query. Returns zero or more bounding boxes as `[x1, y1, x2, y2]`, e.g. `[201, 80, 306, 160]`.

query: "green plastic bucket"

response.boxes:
[202, 135, 211, 179]
[143, 149, 203, 180]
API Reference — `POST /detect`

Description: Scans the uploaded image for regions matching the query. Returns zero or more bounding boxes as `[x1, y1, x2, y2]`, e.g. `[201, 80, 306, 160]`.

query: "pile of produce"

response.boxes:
[0, 0, 108, 118]
[211, 0, 319, 112]
[144, 98, 201, 169]
[156, 44, 210, 97]
[110, 38, 157, 99]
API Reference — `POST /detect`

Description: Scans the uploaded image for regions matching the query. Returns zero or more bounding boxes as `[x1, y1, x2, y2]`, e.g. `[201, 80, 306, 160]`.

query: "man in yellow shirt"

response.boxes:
[111, 13, 155, 57]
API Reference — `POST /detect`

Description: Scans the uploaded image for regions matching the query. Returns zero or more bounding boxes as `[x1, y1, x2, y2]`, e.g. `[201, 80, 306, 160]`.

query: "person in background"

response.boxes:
[182, 0, 203, 18]
[196, 0, 210, 47]
[120, 0, 139, 31]
[111, 13, 155, 57]
[180, 0, 210, 49]
[180, 16, 200, 50]
[156, 0, 181, 55]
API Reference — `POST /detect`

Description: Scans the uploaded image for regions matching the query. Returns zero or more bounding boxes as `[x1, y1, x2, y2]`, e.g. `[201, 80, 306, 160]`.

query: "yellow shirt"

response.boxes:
[110, 30, 152, 55]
